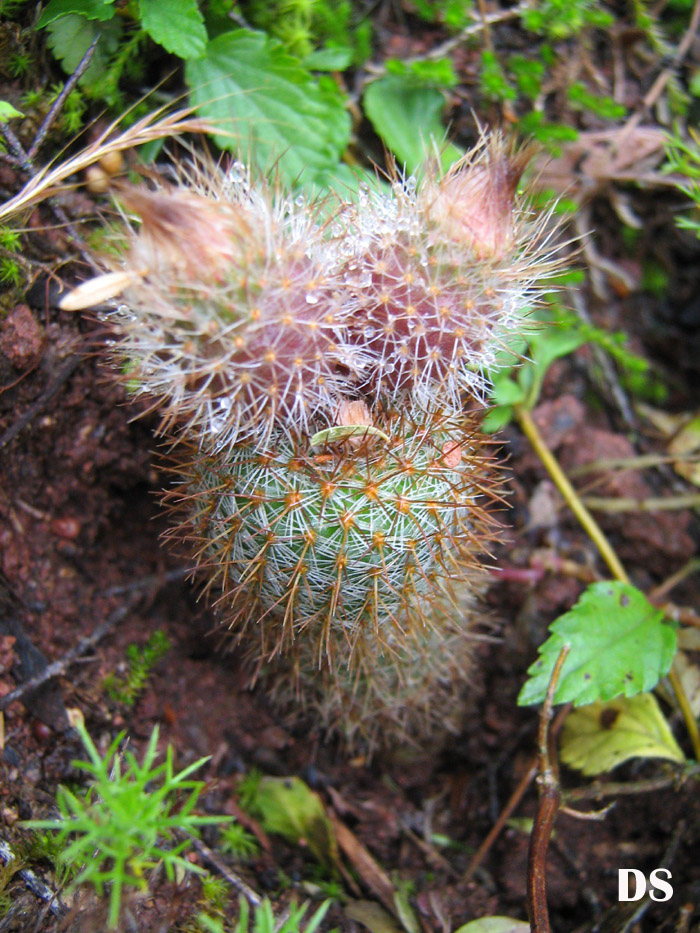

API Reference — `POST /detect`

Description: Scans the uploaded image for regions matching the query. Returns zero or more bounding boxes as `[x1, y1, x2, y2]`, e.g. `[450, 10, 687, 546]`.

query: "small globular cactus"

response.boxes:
[64, 132, 558, 750]
[93, 162, 364, 450]
[334, 134, 560, 409]
[163, 405, 502, 667]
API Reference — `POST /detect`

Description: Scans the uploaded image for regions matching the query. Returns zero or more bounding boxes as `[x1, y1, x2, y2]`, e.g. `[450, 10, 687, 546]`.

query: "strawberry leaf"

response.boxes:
[518, 581, 677, 707]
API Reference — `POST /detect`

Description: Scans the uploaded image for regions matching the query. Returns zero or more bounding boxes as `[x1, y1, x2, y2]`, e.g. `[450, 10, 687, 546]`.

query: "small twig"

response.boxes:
[527, 645, 570, 933]
[188, 836, 261, 907]
[569, 453, 699, 476]
[0, 578, 171, 712]
[27, 37, 100, 162]
[618, 0, 700, 141]
[564, 765, 700, 803]
[0, 354, 83, 451]
[581, 493, 700, 512]
[567, 287, 636, 431]
[405, 0, 532, 64]
[649, 557, 700, 602]
[0, 835, 65, 917]
[465, 760, 537, 880]
[668, 664, 700, 760]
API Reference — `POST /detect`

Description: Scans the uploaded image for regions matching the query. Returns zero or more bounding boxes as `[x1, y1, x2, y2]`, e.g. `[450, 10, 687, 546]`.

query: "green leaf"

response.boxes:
[37, 0, 115, 27]
[303, 46, 353, 71]
[559, 694, 686, 776]
[310, 425, 391, 446]
[138, 0, 207, 60]
[45, 13, 123, 86]
[363, 74, 463, 173]
[454, 920, 531, 933]
[518, 582, 677, 707]
[0, 101, 24, 120]
[186, 29, 351, 189]
[245, 776, 338, 871]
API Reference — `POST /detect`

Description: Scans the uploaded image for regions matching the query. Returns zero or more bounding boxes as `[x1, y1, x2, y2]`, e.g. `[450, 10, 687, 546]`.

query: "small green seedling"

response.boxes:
[24, 721, 230, 929]
[104, 629, 171, 707]
[198, 895, 333, 933]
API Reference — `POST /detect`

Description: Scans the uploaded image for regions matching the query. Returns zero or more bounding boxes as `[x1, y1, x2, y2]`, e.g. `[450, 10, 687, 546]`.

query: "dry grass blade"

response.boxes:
[0, 107, 215, 224]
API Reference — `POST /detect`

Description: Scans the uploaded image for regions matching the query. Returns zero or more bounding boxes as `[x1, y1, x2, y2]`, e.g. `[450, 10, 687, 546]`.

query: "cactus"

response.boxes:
[163, 404, 502, 667]
[264, 605, 480, 752]
[63, 133, 558, 749]
[98, 162, 364, 450]
[335, 134, 561, 409]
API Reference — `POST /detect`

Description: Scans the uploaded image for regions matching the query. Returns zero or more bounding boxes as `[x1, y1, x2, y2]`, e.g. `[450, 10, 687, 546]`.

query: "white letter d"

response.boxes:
[619, 869, 646, 901]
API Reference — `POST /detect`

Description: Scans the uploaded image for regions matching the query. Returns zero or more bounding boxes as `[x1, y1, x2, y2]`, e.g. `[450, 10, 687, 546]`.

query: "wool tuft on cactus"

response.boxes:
[62, 132, 559, 749]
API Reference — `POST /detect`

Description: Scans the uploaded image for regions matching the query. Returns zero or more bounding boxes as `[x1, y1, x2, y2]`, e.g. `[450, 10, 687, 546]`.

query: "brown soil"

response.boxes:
[2, 12, 700, 933]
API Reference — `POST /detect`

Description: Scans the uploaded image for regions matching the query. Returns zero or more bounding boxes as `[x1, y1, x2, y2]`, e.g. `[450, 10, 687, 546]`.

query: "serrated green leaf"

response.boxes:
[454, 919, 531, 933]
[246, 776, 338, 871]
[560, 694, 685, 776]
[363, 74, 463, 173]
[518, 582, 677, 707]
[0, 101, 24, 120]
[37, 0, 115, 27]
[186, 29, 351, 189]
[45, 13, 122, 85]
[138, 0, 207, 60]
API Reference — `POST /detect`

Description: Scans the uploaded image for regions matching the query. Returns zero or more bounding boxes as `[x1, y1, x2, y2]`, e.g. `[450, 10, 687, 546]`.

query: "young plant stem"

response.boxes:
[527, 644, 570, 933]
[514, 404, 700, 760]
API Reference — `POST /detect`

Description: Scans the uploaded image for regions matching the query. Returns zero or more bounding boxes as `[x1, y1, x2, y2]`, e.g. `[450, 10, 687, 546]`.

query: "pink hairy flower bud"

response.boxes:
[431, 142, 533, 260]
[120, 186, 248, 280]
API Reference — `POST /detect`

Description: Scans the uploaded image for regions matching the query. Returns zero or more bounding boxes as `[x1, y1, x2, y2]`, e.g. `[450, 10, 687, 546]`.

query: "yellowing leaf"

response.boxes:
[247, 776, 338, 871]
[668, 413, 700, 486]
[454, 919, 531, 933]
[344, 900, 402, 933]
[560, 694, 685, 776]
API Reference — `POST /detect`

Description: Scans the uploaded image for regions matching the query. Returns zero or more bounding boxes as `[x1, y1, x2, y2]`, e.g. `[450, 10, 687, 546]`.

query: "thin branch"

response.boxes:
[564, 765, 700, 803]
[27, 37, 100, 162]
[581, 493, 700, 512]
[188, 836, 261, 906]
[0, 573, 182, 713]
[0, 355, 83, 451]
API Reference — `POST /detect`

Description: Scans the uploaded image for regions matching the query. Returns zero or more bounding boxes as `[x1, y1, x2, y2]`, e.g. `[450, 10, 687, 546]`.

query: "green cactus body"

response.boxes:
[167, 407, 501, 664]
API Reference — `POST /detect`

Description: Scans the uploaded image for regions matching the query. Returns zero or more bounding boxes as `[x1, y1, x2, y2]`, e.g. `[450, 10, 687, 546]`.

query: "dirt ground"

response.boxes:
[3, 7, 700, 933]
